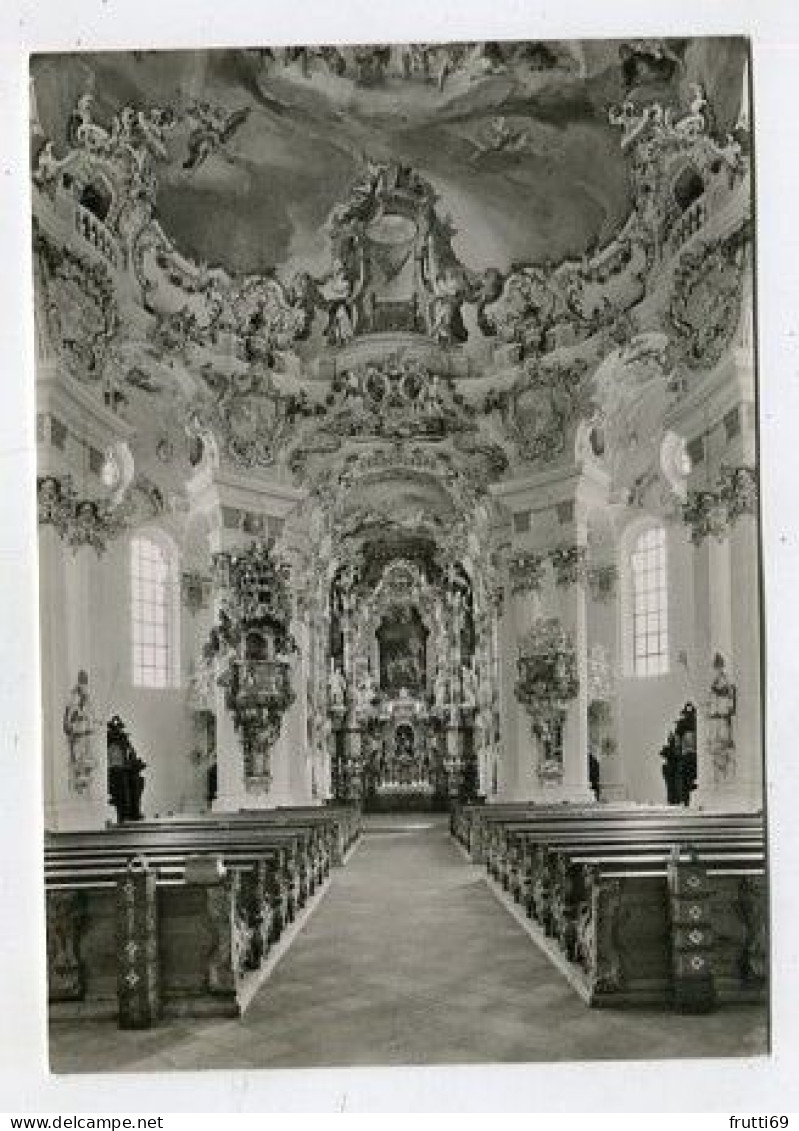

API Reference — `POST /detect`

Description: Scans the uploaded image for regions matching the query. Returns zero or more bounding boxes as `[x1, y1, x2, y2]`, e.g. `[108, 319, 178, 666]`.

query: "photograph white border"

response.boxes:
[1, 0, 798, 1114]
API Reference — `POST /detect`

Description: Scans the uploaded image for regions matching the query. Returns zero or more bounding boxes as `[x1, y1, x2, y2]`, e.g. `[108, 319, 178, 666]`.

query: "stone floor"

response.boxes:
[49, 815, 768, 1072]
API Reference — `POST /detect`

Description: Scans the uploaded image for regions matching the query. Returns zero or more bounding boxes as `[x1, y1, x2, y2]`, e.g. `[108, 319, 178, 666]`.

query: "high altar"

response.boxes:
[327, 557, 487, 809]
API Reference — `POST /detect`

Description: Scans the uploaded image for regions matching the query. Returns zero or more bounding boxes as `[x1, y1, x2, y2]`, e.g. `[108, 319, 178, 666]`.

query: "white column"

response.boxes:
[693, 531, 748, 811]
[510, 581, 541, 801]
[41, 524, 73, 829]
[43, 537, 112, 830]
[728, 512, 763, 809]
[554, 562, 595, 804]
[188, 467, 307, 813]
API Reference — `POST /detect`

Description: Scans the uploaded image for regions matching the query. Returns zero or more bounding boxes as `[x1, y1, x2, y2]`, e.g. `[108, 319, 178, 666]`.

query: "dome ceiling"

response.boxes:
[31, 36, 752, 536]
[31, 39, 746, 278]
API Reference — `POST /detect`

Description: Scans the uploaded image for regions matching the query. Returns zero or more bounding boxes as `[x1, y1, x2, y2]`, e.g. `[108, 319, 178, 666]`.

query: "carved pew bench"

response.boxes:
[47, 834, 300, 923]
[51, 824, 318, 914]
[519, 828, 763, 923]
[565, 858, 766, 1009]
[545, 844, 765, 953]
[494, 816, 763, 907]
[46, 856, 271, 1023]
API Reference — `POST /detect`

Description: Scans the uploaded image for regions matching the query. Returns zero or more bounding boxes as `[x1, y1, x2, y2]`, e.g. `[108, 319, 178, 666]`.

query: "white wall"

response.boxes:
[616, 522, 698, 803]
[87, 532, 203, 817]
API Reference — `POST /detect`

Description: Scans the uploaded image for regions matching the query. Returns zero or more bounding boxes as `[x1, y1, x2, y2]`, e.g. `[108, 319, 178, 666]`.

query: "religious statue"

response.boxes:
[322, 258, 361, 346]
[709, 652, 736, 782]
[328, 664, 347, 710]
[106, 715, 147, 822]
[430, 267, 467, 345]
[659, 702, 698, 805]
[434, 665, 449, 709]
[355, 668, 378, 714]
[461, 662, 479, 709]
[63, 669, 95, 793]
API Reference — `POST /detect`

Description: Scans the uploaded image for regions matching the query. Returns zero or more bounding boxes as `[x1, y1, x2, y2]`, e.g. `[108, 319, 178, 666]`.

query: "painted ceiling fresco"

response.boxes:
[32, 39, 746, 275]
[31, 37, 752, 537]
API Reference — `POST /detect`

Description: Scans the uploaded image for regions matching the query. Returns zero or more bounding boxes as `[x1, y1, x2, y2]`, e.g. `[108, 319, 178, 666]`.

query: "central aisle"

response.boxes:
[50, 815, 766, 1071]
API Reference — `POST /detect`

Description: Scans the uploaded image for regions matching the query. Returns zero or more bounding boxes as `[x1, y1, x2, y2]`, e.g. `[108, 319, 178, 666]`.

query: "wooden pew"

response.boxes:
[467, 807, 767, 1011]
[491, 814, 762, 894]
[546, 844, 764, 951]
[567, 856, 766, 1008]
[46, 858, 269, 1022]
[462, 802, 683, 862]
[505, 825, 763, 911]
[45, 808, 358, 1024]
[48, 823, 324, 909]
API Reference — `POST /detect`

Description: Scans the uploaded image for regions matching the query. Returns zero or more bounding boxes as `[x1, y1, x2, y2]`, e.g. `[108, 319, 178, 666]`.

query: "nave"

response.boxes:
[33, 41, 765, 1074]
[49, 815, 766, 1071]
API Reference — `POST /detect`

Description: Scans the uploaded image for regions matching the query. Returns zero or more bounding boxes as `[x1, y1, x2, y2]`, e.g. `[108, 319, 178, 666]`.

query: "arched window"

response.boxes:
[627, 523, 669, 677]
[131, 532, 178, 689]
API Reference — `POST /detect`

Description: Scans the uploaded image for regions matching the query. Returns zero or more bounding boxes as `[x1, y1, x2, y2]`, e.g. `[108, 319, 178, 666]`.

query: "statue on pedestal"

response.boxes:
[106, 715, 146, 822]
[328, 664, 347, 710]
[355, 668, 377, 714]
[63, 670, 95, 793]
[709, 652, 736, 783]
[461, 663, 479, 709]
[433, 665, 449, 710]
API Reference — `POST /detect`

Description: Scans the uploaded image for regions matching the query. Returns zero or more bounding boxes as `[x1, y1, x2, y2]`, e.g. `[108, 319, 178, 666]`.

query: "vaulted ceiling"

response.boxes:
[32, 38, 746, 277]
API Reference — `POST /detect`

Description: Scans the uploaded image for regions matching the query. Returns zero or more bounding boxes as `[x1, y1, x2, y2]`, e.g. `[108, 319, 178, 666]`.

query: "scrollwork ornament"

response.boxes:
[550, 544, 588, 587]
[682, 465, 758, 545]
[37, 474, 128, 555]
[508, 551, 545, 595]
[718, 465, 758, 524]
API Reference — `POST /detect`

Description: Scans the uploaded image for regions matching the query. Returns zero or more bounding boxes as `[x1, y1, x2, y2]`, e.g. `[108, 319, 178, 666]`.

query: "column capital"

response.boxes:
[490, 460, 611, 517]
[187, 465, 307, 553]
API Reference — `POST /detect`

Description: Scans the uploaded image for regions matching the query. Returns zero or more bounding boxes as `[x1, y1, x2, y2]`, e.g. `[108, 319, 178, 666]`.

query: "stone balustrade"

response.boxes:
[73, 203, 124, 270]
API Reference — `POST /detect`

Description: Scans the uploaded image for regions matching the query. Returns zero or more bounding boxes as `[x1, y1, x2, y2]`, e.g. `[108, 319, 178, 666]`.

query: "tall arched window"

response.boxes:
[131, 532, 178, 688]
[628, 523, 669, 677]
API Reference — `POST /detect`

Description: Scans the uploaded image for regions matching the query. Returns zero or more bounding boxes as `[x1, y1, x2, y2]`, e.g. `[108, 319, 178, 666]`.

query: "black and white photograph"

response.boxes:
[27, 35, 767, 1075]
[9, 5, 799, 1110]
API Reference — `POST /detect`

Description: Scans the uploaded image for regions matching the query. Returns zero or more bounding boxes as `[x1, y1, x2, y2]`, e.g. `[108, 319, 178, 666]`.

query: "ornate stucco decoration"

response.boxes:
[485, 73, 750, 367]
[188, 366, 304, 471]
[515, 617, 580, 785]
[550, 544, 589, 587]
[318, 158, 504, 345]
[508, 551, 545, 595]
[608, 84, 749, 257]
[508, 358, 593, 466]
[148, 273, 308, 366]
[587, 643, 615, 702]
[718, 465, 758, 524]
[37, 473, 159, 555]
[669, 224, 749, 370]
[682, 465, 757, 545]
[204, 542, 297, 785]
[34, 224, 119, 384]
[323, 356, 476, 441]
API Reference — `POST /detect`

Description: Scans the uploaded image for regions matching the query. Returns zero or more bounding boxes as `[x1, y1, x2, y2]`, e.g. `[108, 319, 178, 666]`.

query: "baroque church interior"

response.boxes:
[32, 37, 766, 1069]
